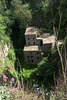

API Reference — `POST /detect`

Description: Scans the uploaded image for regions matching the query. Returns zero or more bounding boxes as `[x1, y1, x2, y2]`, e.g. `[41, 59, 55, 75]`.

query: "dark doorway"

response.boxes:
[40, 40, 43, 46]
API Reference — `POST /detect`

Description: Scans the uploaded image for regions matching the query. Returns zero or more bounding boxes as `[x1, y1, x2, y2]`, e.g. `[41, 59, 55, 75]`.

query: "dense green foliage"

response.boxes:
[0, 14, 10, 43]
[0, 0, 67, 91]
[37, 57, 54, 77]
[7, 48, 16, 63]
[8, 0, 32, 49]
[29, 50, 59, 87]
[31, 0, 67, 38]
[11, 0, 32, 29]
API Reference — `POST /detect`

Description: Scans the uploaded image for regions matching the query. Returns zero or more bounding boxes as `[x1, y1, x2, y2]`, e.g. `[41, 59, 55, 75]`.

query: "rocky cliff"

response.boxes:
[0, 43, 10, 63]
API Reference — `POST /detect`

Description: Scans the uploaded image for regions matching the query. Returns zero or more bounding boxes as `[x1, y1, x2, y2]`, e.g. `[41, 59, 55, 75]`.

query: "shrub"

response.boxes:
[7, 49, 16, 63]
[0, 75, 18, 100]
[0, 86, 10, 100]
[36, 57, 54, 78]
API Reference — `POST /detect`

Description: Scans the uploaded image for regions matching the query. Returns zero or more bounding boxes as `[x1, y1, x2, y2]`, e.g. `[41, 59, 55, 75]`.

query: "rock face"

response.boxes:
[0, 43, 10, 63]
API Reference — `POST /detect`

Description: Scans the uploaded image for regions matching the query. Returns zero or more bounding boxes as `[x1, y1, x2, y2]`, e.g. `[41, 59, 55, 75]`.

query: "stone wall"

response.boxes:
[25, 35, 37, 45]
[43, 43, 52, 53]
[24, 51, 42, 64]
[25, 35, 43, 46]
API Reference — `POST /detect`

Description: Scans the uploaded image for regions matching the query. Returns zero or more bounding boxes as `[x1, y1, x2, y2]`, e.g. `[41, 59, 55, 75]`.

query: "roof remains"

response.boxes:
[40, 33, 50, 38]
[23, 45, 41, 51]
[43, 35, 55, 44]
[25, 27, 38, 35]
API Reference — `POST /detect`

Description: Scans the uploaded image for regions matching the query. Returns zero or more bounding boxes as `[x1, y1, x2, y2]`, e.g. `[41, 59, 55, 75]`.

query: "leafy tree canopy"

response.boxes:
[11, 0, 32, 29]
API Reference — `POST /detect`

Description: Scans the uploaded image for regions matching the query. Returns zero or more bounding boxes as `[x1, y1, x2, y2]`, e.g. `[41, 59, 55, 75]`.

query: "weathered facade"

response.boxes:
[24, 45, 42, 64]
[23, 27, 55, 64]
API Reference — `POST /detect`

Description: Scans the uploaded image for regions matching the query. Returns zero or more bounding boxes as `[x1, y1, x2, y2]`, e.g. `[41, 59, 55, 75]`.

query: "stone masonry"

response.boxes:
[23, 27, 55, 64]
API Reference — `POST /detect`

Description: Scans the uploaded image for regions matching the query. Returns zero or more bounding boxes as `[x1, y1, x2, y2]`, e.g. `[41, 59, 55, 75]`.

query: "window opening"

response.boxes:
[27, 56, 29, 58]
[37, 56, 39, 59]
[28, 42, 30, 45]
[37, 52, 39, 54]
[33, 42, 35, 44]
[31, 60, 33, 63]
[28, 38, 29, 40]
[31, 56, 33, 58]
[31, 52, 32, 54]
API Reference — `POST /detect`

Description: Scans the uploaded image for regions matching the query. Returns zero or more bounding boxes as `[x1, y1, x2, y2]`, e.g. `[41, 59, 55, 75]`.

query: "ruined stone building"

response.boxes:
[23, 27, 55, 64]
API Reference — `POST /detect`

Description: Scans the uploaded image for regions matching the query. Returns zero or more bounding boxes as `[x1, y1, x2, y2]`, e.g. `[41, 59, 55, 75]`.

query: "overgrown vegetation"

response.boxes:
[0, 0, 67, 99]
